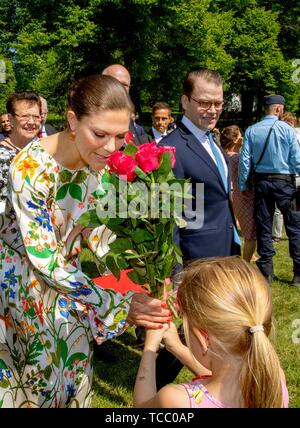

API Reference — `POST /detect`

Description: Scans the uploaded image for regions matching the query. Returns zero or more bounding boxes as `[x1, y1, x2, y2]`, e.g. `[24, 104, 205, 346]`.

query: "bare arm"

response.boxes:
[133, 325, 166, 407]
[163, 322, 211, 377]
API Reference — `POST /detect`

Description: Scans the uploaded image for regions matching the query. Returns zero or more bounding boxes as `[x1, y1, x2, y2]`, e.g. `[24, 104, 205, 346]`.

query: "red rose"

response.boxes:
[107, 151, 137, 182]
[156, 146, 176, 168]
[136, 142, 160, 173]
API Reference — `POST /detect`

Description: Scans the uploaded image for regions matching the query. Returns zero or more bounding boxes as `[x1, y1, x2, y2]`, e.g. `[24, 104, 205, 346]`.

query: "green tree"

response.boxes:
[0, 55, 16, 113]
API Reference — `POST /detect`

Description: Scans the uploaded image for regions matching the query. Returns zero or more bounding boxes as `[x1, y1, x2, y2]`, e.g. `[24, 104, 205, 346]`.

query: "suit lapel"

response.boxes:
[178, 123, 228, 192]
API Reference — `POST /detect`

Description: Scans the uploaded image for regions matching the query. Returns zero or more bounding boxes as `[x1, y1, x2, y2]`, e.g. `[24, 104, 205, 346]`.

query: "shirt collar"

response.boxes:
[152, 127, 166, 142]
[181, 116, 208, 142]
[264, 115, 279, 120]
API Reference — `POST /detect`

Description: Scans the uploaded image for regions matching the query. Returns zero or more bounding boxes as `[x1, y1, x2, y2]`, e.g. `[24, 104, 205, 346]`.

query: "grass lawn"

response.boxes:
[80, 235, 300, 408]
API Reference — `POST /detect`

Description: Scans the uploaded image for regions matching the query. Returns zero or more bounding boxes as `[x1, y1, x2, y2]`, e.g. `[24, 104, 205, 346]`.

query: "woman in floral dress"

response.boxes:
[0, 75, 170, 408]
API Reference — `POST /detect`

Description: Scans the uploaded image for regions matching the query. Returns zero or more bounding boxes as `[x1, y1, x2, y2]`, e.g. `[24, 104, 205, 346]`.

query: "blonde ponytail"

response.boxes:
[178, 256, 285, 408]
[240, 325, 283, 407]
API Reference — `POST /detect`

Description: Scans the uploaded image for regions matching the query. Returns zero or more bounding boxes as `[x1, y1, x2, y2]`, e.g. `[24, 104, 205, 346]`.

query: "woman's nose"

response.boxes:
[104, 137, 117, 153]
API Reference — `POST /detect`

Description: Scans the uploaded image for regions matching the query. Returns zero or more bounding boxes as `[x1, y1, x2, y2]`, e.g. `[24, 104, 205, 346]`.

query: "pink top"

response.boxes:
[182, 379, 289, 408]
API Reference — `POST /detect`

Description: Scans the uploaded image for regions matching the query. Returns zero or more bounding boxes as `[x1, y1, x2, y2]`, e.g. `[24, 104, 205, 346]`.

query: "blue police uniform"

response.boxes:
[239, 104, 300, 283]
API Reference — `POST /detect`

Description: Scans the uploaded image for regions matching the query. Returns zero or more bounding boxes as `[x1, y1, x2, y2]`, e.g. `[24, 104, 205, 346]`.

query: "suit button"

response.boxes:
[229, 225, 233, 229]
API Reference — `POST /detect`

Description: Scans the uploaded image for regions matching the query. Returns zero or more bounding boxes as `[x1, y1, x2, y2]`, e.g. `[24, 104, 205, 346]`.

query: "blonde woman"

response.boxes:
[134, 256, 288, 408]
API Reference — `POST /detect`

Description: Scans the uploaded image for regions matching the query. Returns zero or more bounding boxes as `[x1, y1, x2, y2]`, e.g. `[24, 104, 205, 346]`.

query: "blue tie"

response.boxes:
[206, 132, 241, 246]
[207, 132, 228, 193]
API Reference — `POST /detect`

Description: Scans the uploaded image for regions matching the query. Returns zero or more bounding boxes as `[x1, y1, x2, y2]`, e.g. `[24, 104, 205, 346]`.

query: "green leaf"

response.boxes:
[103, 218, 126, 230]
[123, 143, 138, 157]
[56, 183, 69, 201]
[131, 265, 147, 278]
[50, 352, 59, 369]
[26, 307, 36, 318]
[44, 365, 52, 381]
[27, 246, 54, 259]
[0, 379, 9, 389]
[127, 270, 147, 285]
[132, 228, 155, 244]
[116, 256, 128, 270]
[59, 170, 73, 183]
[158, 151, 172, 176]
[44, 340, 52, 349]
[57, 338, 68, 364]
[0, 359, 8, 370]
[77, 209, 100, 228]
[69, 183, 82, 201]
[135, 167, 152, 182]
[109, 238, 133, 253]
[106, 255, 121, 280]
[0, 399, 3, 408]
[65, 352, 87, 368]
[73, 171, 88, 184]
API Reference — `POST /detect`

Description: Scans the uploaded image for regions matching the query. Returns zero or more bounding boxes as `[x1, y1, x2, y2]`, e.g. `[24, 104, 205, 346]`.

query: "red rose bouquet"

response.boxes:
[79, 142, 190, 310]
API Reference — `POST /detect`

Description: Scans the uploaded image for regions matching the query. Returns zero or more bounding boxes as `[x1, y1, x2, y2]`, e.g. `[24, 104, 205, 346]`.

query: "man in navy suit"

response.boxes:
[161, 68, 240, 260]
[156, 69, 240, 388]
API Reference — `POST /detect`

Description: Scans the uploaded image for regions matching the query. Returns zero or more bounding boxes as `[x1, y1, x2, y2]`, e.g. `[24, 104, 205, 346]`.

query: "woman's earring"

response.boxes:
[70, 131, 76, 141]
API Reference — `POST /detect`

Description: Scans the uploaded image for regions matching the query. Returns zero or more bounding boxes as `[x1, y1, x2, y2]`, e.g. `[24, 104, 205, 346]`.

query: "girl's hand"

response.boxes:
[127, 293, 171, 329]
[144, 324, 169, 353]
[162, 321, 183, 352]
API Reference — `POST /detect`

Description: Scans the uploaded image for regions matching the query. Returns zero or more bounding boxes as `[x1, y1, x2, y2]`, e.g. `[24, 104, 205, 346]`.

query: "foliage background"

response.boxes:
[0, 0, 299, 128]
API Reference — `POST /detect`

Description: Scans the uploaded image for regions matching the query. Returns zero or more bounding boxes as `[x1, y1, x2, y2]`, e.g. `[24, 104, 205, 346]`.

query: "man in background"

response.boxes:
[37, 96, 57, 138]
[148, 102, 173, 143]
[239, 94, 300, 286]
[102, 64, 150, 145]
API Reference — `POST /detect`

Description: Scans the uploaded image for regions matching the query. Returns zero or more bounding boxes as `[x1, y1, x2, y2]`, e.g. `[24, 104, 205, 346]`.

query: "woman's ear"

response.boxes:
[192, 327, 209, 355]
[67, 110, 77, 132]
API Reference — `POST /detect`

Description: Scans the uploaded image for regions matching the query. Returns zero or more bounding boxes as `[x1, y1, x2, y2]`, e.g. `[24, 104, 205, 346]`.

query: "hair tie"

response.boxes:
[249, 325, 264, 334]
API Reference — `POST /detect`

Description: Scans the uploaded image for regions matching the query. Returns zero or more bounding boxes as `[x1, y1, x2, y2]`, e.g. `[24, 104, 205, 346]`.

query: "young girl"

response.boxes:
[134, 256, 289, 408]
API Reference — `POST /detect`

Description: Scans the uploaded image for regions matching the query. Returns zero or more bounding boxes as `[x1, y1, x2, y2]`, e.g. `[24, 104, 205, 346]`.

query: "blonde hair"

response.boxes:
[178, 256, 283, 408]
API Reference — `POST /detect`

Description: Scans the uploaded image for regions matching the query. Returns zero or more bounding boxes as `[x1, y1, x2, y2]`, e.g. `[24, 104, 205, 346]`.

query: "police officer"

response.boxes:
[238, 94, 300, 287]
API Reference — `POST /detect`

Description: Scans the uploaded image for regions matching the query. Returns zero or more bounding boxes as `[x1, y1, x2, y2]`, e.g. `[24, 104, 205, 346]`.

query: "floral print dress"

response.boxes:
[0, 139, 132, 408]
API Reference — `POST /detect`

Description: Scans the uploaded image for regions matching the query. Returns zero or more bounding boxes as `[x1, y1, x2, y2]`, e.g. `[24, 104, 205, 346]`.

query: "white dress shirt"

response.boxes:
[151, 127, 167, 143]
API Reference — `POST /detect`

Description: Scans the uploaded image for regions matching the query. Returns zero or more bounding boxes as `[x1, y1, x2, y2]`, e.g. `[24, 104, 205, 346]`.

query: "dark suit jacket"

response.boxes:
[160, 122, 240, 260]
[45, 123, 57, 136]
[129, 121, 151, 146]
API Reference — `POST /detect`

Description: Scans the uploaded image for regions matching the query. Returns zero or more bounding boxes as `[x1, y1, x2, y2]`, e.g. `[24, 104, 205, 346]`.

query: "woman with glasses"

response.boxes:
[0, 92, 41, 213]
[0, 75, 170, 408]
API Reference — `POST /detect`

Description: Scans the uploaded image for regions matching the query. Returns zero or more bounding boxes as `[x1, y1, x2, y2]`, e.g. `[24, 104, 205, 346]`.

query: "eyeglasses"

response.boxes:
[14, 113, 42, 123]
[189, 97, 224, 111]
